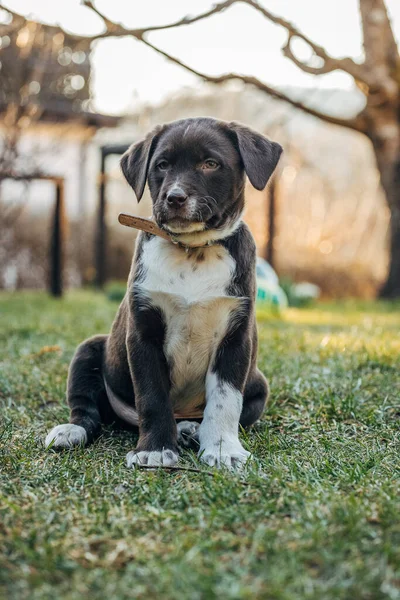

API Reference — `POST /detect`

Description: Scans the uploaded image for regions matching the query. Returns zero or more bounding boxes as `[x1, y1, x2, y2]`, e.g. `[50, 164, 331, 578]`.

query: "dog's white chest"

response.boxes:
[137, 237, 241, 415]
[139, 236, 236, 302]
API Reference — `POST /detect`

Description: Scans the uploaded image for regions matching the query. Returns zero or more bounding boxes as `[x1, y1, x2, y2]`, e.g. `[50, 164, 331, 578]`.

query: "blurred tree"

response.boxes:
[2, 0, 399, 296]
[0, 8, 91, 178]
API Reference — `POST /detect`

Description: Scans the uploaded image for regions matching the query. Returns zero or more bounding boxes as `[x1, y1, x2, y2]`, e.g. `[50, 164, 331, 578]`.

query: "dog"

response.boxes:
[45, 117, 282, 468]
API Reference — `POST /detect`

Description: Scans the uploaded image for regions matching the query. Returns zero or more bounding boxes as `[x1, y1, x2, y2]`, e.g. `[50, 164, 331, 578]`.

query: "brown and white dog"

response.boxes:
[45, 117, 282, 469]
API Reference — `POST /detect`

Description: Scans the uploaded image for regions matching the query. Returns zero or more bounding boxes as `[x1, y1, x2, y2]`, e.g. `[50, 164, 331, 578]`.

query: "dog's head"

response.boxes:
[121, 117, 282, 235]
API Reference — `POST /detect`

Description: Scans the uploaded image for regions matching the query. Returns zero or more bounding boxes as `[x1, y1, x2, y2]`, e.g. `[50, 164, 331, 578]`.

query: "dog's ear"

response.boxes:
[228, 122, 282, 190]
[120, 125, 163, 202]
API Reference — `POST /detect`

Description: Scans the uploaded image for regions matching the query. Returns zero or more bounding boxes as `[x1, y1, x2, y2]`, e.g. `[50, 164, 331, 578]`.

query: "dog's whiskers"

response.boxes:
[200, 205, 213, 218]
[202, 195, 218, 207]
[198, 196, 217, 218]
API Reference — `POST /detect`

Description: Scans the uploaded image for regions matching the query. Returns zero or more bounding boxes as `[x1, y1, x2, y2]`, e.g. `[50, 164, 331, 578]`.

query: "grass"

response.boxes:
[0, 291, 399, 600]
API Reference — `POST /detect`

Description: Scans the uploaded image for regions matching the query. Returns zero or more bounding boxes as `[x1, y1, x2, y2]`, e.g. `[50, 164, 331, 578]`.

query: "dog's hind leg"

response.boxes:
[176, 421, 200, 450]
[45, 335, 110, 449]
[240, 369, 269, 428]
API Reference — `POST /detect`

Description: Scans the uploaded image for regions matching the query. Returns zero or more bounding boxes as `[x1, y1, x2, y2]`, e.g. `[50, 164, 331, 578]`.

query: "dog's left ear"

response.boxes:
[120, 125, 163, 202]
[228, 122, 283, 190]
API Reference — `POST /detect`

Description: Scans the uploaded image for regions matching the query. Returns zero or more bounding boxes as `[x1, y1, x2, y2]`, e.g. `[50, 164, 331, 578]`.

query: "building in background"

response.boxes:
[0, 12, 118, 290]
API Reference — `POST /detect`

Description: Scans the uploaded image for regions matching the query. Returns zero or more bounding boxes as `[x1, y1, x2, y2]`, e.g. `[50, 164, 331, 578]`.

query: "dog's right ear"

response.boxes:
[120, 125, 163, 202]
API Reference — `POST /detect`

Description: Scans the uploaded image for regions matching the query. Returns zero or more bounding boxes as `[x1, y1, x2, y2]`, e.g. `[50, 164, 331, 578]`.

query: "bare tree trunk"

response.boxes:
[359, 0, 400, 297]
[377, 159, 400, 298]
[382, 204, 400, 298]
[369, 119, 400, 298]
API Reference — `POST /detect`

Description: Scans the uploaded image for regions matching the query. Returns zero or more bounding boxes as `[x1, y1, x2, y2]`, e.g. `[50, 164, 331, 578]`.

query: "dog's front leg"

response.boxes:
[199, 324, 252, 469]
[125, 318, 178, 468]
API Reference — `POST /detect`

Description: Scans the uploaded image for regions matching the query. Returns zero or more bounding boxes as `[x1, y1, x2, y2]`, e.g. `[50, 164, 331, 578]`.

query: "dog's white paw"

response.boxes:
[199, 440, 252, 469]
[177, 421, 200, 448]
[45, 424, 87, 449]
[126, 449, 179, 468]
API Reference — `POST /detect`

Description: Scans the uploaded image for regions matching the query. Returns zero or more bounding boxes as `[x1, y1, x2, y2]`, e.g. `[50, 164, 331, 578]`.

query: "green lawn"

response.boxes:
[1, 291, 399, 600]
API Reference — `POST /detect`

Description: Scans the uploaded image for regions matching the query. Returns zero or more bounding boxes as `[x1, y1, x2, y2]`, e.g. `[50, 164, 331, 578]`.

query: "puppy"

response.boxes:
[45, 117, 282, 468]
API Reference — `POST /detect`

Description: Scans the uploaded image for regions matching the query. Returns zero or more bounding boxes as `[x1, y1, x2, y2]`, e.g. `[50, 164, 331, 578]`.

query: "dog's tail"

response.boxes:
[103, 377, 139, 427]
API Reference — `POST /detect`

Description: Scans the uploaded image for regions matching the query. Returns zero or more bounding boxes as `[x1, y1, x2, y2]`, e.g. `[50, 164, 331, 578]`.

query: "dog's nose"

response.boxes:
[167, 187, 188, 207]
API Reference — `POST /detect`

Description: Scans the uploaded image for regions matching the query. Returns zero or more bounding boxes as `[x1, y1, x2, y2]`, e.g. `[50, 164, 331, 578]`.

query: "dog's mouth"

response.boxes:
[160, 217, 206, 235]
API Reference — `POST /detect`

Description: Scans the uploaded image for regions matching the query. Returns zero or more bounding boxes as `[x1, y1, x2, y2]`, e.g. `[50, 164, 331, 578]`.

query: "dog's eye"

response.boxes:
[202, 159, 219, 170]
[157, 160, 170, 171]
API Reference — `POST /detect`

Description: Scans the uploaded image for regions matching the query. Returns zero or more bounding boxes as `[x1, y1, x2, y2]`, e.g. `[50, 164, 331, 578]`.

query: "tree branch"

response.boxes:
[77, 0, 370, 127]
[140, 36, 367, 132]
[241, 0, 370, 85]
[281, 33, 363, 80]
[80, 0, 370, 85]
[0, 1, 368, 132]
[91, 0, 238, 36]
[80, 0, 241, 42]
[2, 0, 368, 82]
[359, 0, 400, 67]
[359, 0, 400, 99]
